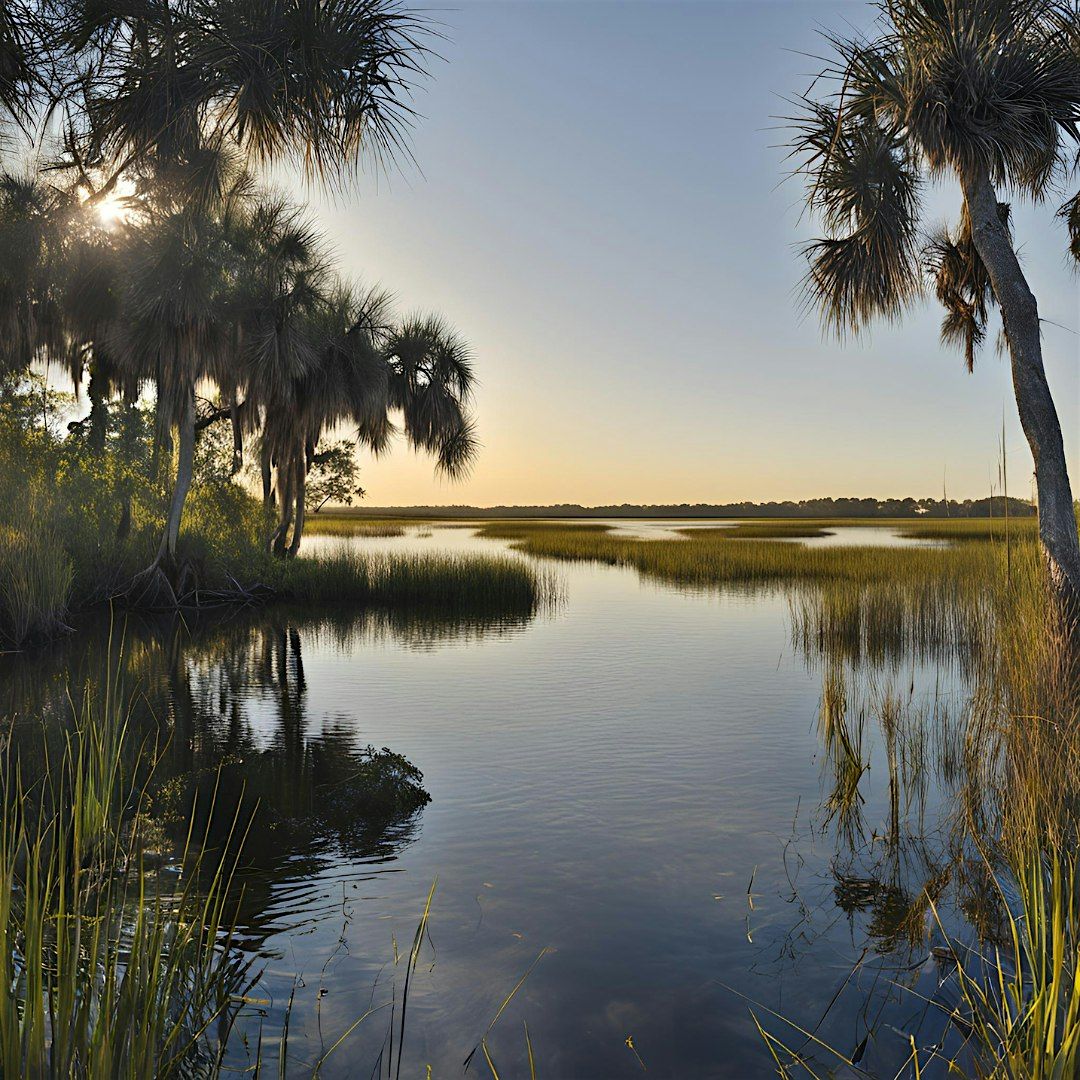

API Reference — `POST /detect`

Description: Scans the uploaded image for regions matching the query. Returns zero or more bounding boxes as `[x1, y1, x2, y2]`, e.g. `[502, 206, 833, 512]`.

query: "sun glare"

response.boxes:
[79, 180, 135, 230]
[95, 191, 128, 229]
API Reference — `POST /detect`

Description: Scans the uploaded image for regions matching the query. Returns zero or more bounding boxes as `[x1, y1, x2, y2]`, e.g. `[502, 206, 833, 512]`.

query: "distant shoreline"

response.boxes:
[317, 497, 1036, 520]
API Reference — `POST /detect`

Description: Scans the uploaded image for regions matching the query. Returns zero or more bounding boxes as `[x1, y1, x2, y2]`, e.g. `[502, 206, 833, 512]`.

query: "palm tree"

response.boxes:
[0, 175, 78, 378]
[45, 0, 433, 580]
[106, 158, 252, 573]
[789, 0, 1080, 624]
[249, 281, 478, 557]
[252, 278, 392, 558]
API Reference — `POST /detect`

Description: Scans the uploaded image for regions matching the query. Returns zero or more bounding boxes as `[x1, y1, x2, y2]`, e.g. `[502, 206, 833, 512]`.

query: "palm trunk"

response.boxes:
[271, 455, 296, 557]
[158, 386, 196, 564]
[230, 396, 243, 475]
[261, 449, 274, 508]
[963, 170, 1080, 625]
[288, 457, 306, 558]
[87, 362, 108, 453]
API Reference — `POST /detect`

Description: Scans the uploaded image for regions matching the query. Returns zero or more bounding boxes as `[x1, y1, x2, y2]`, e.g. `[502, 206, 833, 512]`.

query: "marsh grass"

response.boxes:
[758, 849, 1080, 1079]
[478, 520, 1007, 666]
[279, 550, 559, 615]
[305, 517, 409, 538]
[678, 521, 833, 539]
[0, 523, 75, 648]
[479, 517, 1080, 1076]
[755, 525, 1080, 1076]
[896, 517, 1039, 543]
[0, 685, 252, 1077]
[940, 851, 1080, 1079]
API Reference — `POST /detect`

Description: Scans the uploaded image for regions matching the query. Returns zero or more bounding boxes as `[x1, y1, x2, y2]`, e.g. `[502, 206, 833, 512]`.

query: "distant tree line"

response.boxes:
[339, 497, 1037, 519]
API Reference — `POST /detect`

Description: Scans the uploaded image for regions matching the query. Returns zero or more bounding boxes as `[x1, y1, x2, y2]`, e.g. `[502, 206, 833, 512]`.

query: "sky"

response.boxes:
[292, 0, 1080, 507]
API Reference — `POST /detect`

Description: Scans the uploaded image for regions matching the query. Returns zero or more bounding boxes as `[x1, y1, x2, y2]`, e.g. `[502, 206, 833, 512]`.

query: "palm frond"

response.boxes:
[923, 201, 1009, 371]
[790, 101, 923, 336]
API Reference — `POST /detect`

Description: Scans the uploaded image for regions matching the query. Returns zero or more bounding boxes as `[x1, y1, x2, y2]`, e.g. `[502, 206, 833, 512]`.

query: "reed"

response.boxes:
[0, 685, 251, 1077]
[0, 523, 75, 648]
[944, 850, 1080, 1079]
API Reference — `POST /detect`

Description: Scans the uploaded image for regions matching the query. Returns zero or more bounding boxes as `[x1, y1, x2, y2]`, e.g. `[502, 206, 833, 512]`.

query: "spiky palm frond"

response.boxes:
[384, 314, 478, 478]
[196, 0, 433, 177]
[60, 0, 433, 184]
[790, 102, 923, 336]
[1058, 189, 1080, 262]
[0, 0, 44, 130]
[924, 201, 1009, 371]
[0, 173, 80, 374]
[888, 0, 1080, 193]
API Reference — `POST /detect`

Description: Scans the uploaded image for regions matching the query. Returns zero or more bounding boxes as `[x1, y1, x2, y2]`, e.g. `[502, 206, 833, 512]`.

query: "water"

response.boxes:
[1, 522, 976, 1078]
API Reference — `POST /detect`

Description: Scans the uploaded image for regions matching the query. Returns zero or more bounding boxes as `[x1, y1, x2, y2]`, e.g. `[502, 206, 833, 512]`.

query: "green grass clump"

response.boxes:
[278, 549, 558, 615]
[0, 523, 75, 648]
[0, 690, 250, 1077]
[950, 851, 1080, 1079]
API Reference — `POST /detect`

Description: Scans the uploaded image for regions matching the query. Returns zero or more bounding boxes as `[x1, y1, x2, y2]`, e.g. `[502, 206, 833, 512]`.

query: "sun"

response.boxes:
[79, 179, 136, 230]
[95, 190, 130, 229]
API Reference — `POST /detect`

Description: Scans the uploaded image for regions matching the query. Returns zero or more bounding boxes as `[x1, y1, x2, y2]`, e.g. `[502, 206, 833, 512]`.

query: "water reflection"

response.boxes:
[0, 601, 539, 954]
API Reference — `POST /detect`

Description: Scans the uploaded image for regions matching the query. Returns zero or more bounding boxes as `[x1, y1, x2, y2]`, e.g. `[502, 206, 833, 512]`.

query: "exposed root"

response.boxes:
[120, 559, 273, 613]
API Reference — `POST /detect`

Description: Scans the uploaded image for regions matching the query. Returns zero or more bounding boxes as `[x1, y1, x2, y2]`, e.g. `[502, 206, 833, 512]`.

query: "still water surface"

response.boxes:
[2, 522, 972, 1078]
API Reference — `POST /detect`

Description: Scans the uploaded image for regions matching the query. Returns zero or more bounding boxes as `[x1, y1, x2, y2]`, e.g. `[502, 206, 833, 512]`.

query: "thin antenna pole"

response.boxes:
[1003, 411, 1010, 582]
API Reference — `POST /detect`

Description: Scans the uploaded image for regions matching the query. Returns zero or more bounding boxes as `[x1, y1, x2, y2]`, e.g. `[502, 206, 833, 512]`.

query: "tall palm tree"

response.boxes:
[789, 0, 1080, 624]
[107, 158, 252, 570]
[254, 279, 392, 558]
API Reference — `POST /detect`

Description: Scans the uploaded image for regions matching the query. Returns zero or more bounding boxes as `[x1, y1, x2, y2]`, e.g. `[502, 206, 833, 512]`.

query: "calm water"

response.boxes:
[2, 522, 975, 1078]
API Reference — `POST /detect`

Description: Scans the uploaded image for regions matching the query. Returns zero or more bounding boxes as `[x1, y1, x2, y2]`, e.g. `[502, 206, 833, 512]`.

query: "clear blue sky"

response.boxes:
[297, 0, 1079, 506]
